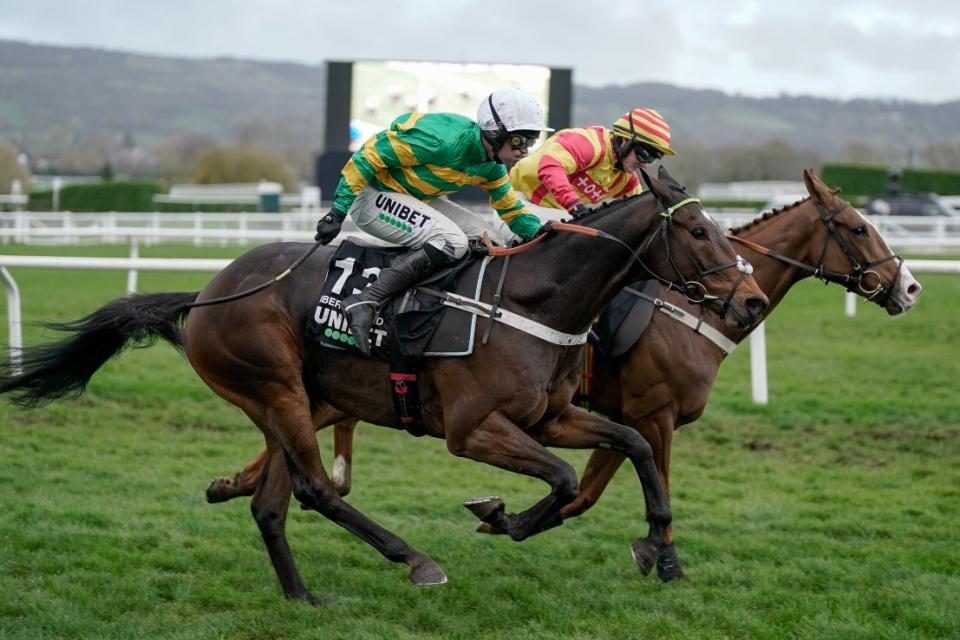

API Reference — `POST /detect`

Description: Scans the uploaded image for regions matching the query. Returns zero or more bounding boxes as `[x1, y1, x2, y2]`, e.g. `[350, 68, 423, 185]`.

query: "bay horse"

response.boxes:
[206, 169, 922, 585]
[0, 167, 768, 603]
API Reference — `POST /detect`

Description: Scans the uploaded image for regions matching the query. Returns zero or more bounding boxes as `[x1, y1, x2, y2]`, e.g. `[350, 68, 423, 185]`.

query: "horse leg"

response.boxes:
[265, 397, 447, 587]
[247, 440, 323, 604]
[205, 406, 357, 503]
[535, 405, 672, 576]
[206, 448, 268, 503]
[331, 417, 358, 497]
[560, 450, 627, 519]
[449, 411, 579, 542]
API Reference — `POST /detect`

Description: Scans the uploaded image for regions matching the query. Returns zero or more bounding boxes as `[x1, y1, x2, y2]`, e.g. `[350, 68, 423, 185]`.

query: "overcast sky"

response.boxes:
[2, 0, 958, 103]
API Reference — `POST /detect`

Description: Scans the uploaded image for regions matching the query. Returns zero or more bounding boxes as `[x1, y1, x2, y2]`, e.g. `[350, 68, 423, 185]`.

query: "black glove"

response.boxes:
[568, 204, 587, 218]
[314, 209, 346, 244]
[536, 221, 556, 237]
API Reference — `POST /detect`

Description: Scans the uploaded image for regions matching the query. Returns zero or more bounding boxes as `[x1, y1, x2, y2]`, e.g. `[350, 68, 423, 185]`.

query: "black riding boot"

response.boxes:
[342, 247, 436, 357]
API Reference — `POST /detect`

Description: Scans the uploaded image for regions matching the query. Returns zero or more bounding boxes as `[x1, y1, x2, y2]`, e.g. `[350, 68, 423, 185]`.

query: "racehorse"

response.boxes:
[205, 169, 921, 585]
[0, 167, 768, 603]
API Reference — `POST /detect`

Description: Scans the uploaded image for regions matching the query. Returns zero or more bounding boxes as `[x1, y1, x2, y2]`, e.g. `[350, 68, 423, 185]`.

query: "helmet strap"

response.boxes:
[612, 133, 630, 170]
[483, 94, 509, 164]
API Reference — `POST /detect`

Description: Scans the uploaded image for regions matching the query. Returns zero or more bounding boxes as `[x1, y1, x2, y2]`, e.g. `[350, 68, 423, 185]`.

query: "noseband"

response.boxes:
[729, 201, 903, 306]
[578, 196, 755, 321]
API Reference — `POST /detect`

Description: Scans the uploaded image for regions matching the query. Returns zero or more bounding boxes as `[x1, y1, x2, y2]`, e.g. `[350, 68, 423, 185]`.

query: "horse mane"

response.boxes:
[569, 191, 659, 224]
[728, 196, 811, 235]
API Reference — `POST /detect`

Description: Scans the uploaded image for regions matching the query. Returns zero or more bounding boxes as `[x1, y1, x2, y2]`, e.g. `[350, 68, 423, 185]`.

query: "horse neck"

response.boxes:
[731, 201, 825, 317]
[508, 198, 661, 333]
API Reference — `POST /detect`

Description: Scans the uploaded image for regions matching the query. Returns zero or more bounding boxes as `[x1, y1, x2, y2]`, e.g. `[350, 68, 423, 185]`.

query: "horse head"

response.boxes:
[799, 169, 922, 314]
[635, 165, 768, 329]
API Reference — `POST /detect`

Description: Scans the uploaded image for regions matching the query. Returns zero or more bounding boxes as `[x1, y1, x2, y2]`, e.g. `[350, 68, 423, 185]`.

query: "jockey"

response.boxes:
[509, 107, 676, 219]
[314, 88, 553, 356]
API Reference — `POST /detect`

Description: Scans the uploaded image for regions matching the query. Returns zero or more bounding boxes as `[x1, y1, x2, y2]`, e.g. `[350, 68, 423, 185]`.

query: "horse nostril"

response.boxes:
[907, 282, 922, 296]
[746, 297, 767, 318]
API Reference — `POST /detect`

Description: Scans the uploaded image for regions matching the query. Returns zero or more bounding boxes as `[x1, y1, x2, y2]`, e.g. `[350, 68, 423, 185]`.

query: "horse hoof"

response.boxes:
[205, 477, 235, 503]
[409, 558, 448, 586]
[475, 522, 508, 535]
[656, 543, 687, 583]
[630, 537, 658, 576]
[462, 496, 505, 522]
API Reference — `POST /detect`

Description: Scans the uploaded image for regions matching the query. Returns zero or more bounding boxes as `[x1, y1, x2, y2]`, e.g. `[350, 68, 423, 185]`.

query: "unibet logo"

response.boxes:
[324, 327, 357, 346]
[378, 212, 413, 233]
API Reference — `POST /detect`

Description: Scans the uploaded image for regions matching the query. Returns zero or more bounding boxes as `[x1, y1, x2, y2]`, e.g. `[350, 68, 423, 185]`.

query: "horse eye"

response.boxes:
[691, 227, 707, 240]
[852, 226, 867, 237]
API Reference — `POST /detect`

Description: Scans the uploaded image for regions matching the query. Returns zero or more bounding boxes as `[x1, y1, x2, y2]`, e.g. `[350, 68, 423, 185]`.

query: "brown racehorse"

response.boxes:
[207, 169, 922, 585]
[0, 167, 768, 603]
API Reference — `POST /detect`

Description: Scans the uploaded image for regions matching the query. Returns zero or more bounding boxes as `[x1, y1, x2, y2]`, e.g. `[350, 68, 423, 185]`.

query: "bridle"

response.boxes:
[492, 195, 756, 322]
[728, 200, 903, 305]
[644, 196, 755, 322]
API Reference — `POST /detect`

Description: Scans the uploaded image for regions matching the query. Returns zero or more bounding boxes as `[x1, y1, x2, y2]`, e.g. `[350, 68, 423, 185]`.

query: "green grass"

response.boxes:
[0, 244, 958, 639]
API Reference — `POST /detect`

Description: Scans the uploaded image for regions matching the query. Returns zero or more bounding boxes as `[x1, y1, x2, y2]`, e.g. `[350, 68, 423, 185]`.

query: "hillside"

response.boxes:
[3, 39, 960, 176]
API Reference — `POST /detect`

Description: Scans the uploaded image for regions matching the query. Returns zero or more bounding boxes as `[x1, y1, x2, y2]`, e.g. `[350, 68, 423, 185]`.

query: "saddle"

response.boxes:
[591, 279, 660, 358]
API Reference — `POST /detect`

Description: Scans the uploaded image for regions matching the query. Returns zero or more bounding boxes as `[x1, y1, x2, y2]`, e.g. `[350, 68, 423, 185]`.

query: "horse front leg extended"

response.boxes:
[536, 405, 672, 576]
[448, 411, 579, 542]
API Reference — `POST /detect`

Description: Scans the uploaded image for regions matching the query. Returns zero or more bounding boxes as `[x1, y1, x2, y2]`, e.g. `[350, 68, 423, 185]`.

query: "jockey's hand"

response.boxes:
[315, 209, 346, 244]
[536, 221, 556, 238]
[568, 204, 587, 218]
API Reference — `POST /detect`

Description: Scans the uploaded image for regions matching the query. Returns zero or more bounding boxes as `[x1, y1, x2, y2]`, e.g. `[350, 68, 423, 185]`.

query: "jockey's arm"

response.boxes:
[535, 131, 604, 212]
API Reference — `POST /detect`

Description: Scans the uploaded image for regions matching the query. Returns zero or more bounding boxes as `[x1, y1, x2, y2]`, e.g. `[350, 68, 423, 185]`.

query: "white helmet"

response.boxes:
[476, 88, 553, 134]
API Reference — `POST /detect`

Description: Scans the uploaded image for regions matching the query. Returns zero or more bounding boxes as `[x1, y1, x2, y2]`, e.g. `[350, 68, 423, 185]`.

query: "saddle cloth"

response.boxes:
[590, 279, 660, 358]
[305, 241, 493, 362]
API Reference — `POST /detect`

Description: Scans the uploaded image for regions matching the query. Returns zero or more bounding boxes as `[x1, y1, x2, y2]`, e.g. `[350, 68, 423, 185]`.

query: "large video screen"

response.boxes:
[317, 60, 570, 201]
[348, 61, 552, 151]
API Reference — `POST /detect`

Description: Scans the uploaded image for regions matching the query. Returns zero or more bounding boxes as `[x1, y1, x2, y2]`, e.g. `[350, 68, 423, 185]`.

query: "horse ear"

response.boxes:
[638, 166, 655, 192]
[803, 168, 835, 205]
[657, 165, 686, 192]
[639, 166, 670, 203]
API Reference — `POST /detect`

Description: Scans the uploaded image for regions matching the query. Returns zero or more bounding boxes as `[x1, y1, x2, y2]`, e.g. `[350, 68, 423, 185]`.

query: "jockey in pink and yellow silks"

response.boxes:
[509, 108, 676, 216]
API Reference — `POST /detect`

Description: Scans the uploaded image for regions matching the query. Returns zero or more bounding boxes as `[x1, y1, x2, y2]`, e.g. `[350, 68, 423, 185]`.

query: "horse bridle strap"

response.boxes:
[728, 201, 902, 300]
[623, 285, 737, 354]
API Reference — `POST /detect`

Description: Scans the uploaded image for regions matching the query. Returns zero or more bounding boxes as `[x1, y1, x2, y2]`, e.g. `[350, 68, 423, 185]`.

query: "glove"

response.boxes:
[314, 209, 346, 244]
[567, 204, 587, 218]
[535, 221, 556, 238]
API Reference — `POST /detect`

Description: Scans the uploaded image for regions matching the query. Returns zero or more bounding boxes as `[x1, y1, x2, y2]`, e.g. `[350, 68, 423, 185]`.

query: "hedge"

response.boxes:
[28, 180, 165, 212]
[821, 163, 960, 198]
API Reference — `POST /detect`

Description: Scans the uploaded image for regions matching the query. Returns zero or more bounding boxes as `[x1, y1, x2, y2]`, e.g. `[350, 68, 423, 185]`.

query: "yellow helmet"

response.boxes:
[612, 108, 676, 157]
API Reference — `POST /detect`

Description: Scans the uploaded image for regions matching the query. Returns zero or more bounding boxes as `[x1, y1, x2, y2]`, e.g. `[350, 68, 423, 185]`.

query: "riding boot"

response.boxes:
[342, 247, 437, 357]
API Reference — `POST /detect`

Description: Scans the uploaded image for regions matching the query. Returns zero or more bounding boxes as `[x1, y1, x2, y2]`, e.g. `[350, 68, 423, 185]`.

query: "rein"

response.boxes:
[185, 241, 324, 309]
[492, 199, 753, 320]
[728, 201, 902, 303]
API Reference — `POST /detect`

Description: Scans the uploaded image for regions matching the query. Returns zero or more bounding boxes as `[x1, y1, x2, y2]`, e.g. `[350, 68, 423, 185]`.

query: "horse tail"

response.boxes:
[0, 291, 199, 408]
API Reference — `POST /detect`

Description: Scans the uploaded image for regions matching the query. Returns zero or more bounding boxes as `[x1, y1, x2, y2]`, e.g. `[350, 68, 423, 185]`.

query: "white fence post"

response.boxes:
[750, 321, 768, 405]
[127, 238, 139, 294]
[1, 266, 22, 375]
[845, 291, 857, 317]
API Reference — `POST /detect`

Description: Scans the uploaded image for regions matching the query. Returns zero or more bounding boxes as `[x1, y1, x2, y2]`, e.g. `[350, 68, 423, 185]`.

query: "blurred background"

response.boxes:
[1, 0, 959, 219]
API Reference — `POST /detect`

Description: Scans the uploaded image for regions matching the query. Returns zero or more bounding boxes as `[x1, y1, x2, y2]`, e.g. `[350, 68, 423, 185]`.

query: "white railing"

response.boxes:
[0, 254, 955, 404]
[0, 210, 319, 246]
[5, 210, 960, 253]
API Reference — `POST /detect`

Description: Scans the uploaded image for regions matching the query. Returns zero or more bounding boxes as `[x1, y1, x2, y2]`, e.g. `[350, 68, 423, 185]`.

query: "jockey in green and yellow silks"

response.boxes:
[314, 88, 553, 357]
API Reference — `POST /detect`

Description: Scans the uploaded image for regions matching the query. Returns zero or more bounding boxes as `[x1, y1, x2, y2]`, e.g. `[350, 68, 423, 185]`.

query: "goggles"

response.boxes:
[507, 132, 540, 151]
[632, 141, 664, 163]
